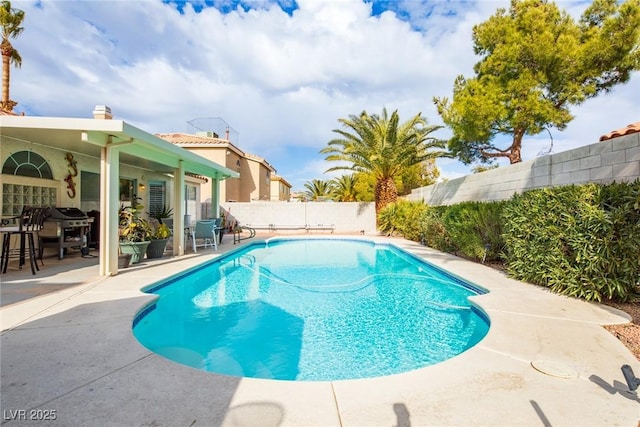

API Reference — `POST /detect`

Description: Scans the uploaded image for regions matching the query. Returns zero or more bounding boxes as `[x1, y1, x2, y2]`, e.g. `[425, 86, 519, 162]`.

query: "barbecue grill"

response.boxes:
[40, 207, 90, 260]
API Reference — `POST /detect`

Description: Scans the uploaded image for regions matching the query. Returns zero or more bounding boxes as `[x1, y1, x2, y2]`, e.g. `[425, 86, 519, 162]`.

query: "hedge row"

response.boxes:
[378, 180, 640, 302]
[378, 199, 506, 263]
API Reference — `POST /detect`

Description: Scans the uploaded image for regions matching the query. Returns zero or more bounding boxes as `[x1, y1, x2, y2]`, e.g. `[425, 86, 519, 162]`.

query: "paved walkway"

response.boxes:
[1, 235, 639, 426]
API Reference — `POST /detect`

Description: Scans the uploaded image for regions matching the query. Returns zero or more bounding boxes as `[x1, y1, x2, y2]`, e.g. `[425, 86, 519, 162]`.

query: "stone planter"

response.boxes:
[118, 241, 150, 264]
[146, 238, 168, 259]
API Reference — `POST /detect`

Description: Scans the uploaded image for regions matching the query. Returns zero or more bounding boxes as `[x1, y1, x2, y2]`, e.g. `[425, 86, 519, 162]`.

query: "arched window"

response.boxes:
[2, 150, 53, 179]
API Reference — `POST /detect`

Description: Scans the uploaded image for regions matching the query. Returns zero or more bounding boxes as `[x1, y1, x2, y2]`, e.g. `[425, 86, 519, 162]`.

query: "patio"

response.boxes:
[1, 234, 639, 426]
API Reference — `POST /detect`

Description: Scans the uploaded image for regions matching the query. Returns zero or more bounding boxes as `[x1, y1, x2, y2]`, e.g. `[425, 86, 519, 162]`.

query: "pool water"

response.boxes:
[133, 238, 489, 381]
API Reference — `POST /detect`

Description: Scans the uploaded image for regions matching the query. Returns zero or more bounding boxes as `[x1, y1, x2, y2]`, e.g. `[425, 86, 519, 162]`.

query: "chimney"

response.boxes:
[225, 127, 230, 140]
[92, 105, 112, 120]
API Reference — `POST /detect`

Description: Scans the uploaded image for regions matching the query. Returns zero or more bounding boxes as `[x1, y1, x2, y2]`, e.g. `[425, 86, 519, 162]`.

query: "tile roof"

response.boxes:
[156, 132, 228, 145]
[599, 121, 640, 141]
[157, 132, 276, 172]
[0, 108, 19, 116]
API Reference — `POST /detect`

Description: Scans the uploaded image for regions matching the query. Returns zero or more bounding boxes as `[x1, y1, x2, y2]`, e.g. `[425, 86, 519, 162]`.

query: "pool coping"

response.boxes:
[1, 235, 639, 426]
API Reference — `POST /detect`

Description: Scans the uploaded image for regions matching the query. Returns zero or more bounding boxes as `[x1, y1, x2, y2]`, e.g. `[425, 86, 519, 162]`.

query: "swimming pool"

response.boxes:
[133, 238, 490, 381]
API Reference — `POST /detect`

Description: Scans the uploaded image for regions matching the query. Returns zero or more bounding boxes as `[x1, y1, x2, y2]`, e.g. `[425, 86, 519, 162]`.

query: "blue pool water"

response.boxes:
[133, 238, 489, 381]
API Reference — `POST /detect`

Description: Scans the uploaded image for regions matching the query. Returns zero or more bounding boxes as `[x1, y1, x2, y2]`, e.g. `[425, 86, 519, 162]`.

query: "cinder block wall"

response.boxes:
[406, 134, 640, 206]
[221, 201, 377, 233]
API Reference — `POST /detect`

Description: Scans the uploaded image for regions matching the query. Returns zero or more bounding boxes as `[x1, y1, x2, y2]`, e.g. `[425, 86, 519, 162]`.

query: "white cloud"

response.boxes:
[9, 0, 639, 191]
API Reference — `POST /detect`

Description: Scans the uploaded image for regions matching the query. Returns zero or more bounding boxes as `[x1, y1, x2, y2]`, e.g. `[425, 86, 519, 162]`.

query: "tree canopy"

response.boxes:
[434, 0, 640, 165]
[331, 174, 359, 202]
[0, 0, 24, 111]
[302, 179, 333, 201]
[321, 108, 446, 214]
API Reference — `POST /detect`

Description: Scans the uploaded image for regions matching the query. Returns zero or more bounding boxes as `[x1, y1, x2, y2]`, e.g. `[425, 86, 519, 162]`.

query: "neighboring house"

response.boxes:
[600, 121, 640, 141]
[1, 106, 238, 276]
[270, 174, 292, 201]
[157, 132, 278, 210]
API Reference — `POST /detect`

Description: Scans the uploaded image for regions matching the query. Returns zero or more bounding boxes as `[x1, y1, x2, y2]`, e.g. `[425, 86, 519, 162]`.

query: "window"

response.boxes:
[2, 151, 53, 179]
[80, 171, 100, 212]
[186, 185, 197, 201]
[119, 178, 136, 205]
[185, 184, 197, 222]
[2, 184, 57, 216]
[2, 151, 56, 215]
[148, 182, 166, 217]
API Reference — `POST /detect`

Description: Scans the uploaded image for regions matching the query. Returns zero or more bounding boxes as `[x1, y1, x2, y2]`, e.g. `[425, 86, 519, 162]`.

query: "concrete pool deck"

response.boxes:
[1, 235, 639, 426]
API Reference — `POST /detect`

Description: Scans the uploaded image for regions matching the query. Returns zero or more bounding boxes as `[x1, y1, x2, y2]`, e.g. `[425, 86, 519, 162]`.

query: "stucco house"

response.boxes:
[270, 174, 292, 201]
[157, 132, 289, 209]
[0, 106, 238, 276]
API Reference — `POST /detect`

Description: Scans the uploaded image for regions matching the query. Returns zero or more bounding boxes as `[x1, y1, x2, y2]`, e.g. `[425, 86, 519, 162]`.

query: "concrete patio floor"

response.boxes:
[1, 235, 639, 426]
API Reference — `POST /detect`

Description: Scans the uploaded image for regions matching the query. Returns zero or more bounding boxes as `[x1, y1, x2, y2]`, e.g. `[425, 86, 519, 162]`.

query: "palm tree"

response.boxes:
[303, 179, 333, 201]
[321, 108, 446, 214]
[331, 174, 358, 202]
[0, 1, 24, 112]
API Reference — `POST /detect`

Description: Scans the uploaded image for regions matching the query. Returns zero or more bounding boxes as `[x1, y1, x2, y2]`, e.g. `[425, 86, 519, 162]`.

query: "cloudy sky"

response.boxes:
[10, 0, 639, 191]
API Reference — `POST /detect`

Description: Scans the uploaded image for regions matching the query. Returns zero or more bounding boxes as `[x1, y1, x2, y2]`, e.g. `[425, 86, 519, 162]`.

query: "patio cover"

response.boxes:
[0, 115, 239, 276]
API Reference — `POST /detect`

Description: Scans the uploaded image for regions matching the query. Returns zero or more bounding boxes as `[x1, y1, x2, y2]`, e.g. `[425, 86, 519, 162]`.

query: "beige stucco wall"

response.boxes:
[221, 201, 377, 233]
[270, 179, 291, 201]
[224, 150, 243, 202]
[244, 158, 270, 201]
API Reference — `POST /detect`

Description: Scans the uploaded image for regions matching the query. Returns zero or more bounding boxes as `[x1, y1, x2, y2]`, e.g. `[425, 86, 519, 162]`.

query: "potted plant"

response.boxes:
[148, 205, 173, 224]
[146, 222, 171, 259]
[118, 204, 152, 264]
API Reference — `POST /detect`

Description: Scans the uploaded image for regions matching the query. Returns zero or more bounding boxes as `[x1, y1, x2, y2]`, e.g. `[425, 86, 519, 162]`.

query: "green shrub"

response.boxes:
[502, 181, 640, 302]
[377, 200, 428, 241]
[442, 201, 506, 262]
[377, 202, 398, 235]
[419, 206, 453, 252]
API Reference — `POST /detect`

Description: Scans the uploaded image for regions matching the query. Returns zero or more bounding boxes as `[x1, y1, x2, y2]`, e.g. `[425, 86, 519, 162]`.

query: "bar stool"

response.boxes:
[1, 207, 47, 275]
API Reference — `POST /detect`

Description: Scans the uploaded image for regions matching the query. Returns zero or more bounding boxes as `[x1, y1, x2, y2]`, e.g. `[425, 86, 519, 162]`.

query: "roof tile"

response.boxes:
[599, 121, 640, 141]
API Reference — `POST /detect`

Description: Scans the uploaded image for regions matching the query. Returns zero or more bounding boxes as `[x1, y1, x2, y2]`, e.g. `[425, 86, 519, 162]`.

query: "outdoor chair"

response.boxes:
[207, 217, 225, 244]
[1, 206, 48, 275]
[190, 219, 218, 252]
[161, 218, 174, 250]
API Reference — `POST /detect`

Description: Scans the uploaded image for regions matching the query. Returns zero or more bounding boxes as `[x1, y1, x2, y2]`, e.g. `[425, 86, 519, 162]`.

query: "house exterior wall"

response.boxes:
[270, 177, 291, 201]
[159, 134, 279, 204]
[0, 136, 190, 220]
[406, 134, 640, 206]
[246, 158, 271, 201]
[224, 151, 243, 202]
[236, 157, 254, 202]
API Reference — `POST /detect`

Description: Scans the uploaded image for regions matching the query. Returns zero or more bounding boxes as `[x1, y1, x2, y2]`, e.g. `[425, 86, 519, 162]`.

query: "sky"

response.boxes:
[9, 0, 640, 191]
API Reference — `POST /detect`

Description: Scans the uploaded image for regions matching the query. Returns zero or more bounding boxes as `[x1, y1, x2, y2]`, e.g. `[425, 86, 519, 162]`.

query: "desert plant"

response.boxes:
[442, 201, 505, 262]
[148, 205, 173, 223]
[150, 222, 171, 240]
[502, 181, 640, 302]
[119, 204, 151, 242]
[419, 206, 452, 252]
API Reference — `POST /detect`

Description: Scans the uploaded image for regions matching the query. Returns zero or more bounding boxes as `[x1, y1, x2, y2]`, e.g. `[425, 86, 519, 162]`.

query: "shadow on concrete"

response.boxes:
[393, 402, 411, 427]
[223, 401, 284, 427]
[0, 297, 241, 426]
[529, 400, 552, 427]
[589, 374, 640, 403]
[0, 243, 234, 307]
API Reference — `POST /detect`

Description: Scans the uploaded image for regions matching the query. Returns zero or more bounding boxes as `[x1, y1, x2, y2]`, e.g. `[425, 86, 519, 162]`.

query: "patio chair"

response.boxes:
[190, 219, 218, 252]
